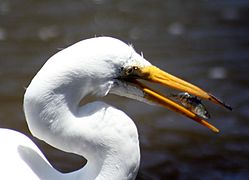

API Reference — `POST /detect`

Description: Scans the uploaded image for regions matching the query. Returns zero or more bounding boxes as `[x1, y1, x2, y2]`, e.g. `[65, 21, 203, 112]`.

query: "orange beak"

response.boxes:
[133, 65, 231, 133]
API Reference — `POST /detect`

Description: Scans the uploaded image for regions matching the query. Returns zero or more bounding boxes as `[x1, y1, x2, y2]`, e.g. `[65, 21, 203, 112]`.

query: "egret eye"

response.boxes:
[126, 67, 133, 75]
[125, 66, 139, 76]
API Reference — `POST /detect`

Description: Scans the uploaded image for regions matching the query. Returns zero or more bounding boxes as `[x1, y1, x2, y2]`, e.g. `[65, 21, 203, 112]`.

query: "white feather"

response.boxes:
[0, 37, 153, 180]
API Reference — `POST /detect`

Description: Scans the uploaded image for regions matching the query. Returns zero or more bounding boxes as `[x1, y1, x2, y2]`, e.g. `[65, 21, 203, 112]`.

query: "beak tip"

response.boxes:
[208, 123, 220, 133]
[208, 93, 232, 111]
[213, 128, 220, 133]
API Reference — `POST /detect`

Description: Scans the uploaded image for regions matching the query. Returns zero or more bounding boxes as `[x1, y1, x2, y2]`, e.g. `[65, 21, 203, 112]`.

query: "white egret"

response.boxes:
[0, 37, 230, 180]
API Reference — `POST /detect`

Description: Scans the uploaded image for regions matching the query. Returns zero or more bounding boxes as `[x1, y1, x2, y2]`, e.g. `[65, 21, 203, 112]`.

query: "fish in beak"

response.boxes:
[125, 65, 232, 133]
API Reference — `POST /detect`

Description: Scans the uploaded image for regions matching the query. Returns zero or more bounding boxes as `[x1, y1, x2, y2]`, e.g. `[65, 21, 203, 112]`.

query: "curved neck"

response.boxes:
[23, 71, 140, 179]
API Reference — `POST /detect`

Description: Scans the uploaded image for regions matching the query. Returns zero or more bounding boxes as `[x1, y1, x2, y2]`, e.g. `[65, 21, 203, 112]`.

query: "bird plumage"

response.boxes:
[0, 37, 145, 180]
[23, 37, 143, 179]
[0, 36, 229, 180]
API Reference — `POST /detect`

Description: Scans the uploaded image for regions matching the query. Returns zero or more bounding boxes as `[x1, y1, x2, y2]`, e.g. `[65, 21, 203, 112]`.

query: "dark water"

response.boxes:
[1, 0, 249, 179]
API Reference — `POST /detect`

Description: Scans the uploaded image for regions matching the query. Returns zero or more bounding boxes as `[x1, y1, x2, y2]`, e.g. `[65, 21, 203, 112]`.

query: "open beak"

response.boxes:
[133, 65, 231, 133]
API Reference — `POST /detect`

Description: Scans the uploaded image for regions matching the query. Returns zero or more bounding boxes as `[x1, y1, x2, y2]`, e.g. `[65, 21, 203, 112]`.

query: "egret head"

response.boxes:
[89, 37, 231, 133]
[30, 37, 231, 133]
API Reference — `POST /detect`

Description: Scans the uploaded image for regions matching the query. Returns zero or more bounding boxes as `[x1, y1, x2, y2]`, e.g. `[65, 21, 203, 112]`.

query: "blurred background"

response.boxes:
[0, 0, 249, 179]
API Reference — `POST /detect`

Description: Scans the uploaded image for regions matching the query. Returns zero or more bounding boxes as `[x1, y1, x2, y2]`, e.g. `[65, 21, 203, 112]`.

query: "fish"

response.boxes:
[171, 92, 211, 120]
